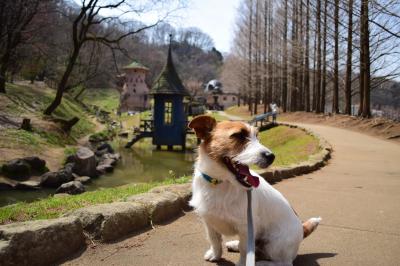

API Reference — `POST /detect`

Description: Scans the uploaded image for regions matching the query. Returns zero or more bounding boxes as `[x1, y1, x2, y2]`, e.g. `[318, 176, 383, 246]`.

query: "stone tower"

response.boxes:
[119, 61, 149, 112]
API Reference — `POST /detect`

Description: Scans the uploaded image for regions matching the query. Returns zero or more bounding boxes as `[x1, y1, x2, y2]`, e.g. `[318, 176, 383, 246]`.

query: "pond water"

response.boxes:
[0, 138, 196, 207]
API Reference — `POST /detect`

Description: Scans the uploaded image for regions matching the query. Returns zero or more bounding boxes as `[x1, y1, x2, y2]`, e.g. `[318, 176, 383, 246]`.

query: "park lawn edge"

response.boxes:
[0, 176, 190, 225]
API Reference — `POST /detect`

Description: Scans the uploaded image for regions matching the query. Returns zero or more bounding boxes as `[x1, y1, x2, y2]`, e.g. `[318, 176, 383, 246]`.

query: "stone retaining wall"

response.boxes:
[0, 123, 332, 266]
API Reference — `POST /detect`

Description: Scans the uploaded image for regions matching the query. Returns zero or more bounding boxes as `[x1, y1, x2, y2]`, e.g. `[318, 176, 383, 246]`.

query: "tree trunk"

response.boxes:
[315, 0, 322, 113]
[263, 1, 268, 113]
[321, 0, 327, 113]
[0, 73, 5, 93]
[253, 0, 259, 115]
[332, 0, 339, 113]
[44, 48, 80, 115]
[0, 52, 11, 94]
[344, 0, 353, 115]
[282, 0, 288, 112]
[247, 0, 253, 115]
[304, 0, 310, 112]
[360, 0, 371, 117]
[290, 0, 297, 112]
[267, 0, 273, 111]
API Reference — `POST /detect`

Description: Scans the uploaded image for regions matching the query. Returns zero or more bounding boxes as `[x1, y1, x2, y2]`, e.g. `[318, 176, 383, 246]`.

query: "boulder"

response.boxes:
[73, 175, 91, 184]
[66, 202, 148, 242]
[15, 179, 41, 190]
[55, 181, 85, 195]
[96, 163, 114, 174]
[149, 183, 192, 208]
[73, 147, 97, 177]
[65, 154, 76, 164]
[100, 158, 117, 167]
[1, 159, 31, 179]
[41, 168, 73, 188]
[0, 216, 85, 266]
[64, 162, 75, 173]
[21, 156, 47, 174]
[127, 191, 184, 224]
[97, 143, 114, 153]
[0, 177, 17, 190]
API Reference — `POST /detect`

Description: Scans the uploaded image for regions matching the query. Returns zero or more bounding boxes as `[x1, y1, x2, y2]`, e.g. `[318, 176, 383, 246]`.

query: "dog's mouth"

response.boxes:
[223, 157, 260, 188]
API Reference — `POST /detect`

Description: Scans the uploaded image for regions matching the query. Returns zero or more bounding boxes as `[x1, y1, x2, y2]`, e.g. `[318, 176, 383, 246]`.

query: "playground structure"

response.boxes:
[125, 38, 191, 150]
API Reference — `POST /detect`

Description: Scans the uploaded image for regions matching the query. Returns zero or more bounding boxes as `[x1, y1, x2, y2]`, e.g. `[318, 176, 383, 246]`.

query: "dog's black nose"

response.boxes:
[263, 152, 275, 164]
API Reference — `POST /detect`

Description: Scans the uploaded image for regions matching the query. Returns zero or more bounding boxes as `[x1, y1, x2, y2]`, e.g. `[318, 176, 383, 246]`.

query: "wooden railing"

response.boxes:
[140, 119, 153, 132]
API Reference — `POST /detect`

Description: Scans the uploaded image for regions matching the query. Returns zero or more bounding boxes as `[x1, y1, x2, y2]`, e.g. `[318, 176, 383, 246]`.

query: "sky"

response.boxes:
[171, 0, 242, 53]
[92, 0, 242, 53]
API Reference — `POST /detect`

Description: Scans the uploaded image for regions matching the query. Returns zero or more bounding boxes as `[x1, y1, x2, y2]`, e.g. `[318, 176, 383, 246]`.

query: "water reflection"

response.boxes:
[0, 139, 196, 207]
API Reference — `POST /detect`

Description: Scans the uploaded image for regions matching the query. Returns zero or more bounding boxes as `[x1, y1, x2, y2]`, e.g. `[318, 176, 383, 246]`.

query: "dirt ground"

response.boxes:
[280, 112, 400, 144]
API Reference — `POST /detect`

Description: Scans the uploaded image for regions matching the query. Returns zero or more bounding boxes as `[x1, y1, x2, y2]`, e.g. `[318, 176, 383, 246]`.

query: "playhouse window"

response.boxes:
[164, 101, 173, 125]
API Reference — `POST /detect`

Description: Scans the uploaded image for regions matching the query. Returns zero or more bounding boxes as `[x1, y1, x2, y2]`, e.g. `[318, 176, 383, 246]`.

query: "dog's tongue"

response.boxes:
[236, 163, 260, 188]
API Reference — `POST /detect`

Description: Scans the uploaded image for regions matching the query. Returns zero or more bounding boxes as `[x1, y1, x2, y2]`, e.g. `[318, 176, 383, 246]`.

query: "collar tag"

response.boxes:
[201, 172, 222, 185]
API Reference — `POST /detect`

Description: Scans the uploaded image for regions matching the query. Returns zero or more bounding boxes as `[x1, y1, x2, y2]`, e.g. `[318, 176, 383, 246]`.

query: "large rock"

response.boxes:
[72, 174, 91, 184]
[0, 217, 85, 266]
[96, 162, 114, 174]
[15, 179, 41, 190]
[55, 181, 85, 195]
[1, 159, 31, 179]
[0, 177, 17, 190]
[149, 183, 192, 208]
[95, 143, 114, 157]
[66, 202, 148, 242]
[127, 191, 184, 224]
[73, 147, 97, 178]
[21, 156, 47, 174]
[41, 168, 73, 188]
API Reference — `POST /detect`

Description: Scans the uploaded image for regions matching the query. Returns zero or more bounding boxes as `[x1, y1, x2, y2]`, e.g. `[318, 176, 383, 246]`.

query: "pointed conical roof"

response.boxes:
[150, 40, 189, 96]
[122, 60, 149, 71]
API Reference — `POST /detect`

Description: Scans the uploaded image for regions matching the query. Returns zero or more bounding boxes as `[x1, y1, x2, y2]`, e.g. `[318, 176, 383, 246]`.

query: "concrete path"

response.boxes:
[63, 124, 400, 266]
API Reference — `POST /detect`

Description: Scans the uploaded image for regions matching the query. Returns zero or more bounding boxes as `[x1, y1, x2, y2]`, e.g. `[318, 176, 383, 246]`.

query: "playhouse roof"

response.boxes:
[123, 61, 149, 71]
[150, 44, 189, 96]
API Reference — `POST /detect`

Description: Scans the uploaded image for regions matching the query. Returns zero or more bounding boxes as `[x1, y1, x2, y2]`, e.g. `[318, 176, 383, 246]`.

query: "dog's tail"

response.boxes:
[303, 217, 321, 238]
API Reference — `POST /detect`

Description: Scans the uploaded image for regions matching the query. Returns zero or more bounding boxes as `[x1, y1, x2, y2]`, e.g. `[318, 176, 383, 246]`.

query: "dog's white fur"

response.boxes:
[190, 122, 320, 266]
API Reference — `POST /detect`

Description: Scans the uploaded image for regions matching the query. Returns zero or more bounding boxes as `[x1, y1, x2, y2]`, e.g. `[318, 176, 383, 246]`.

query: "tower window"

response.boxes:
[164, 101, 173, 125]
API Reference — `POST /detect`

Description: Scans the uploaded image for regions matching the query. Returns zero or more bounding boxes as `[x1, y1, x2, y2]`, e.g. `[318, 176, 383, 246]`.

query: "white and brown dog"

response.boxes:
[188, 115, 321, 266]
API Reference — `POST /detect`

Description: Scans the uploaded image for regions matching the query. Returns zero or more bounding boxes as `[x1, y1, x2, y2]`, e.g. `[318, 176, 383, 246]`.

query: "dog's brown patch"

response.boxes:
[205, 120, 251, 161]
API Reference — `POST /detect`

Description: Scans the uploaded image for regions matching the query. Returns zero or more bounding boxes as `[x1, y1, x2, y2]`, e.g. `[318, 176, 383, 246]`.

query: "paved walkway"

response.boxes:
[63, 124, 400, 266]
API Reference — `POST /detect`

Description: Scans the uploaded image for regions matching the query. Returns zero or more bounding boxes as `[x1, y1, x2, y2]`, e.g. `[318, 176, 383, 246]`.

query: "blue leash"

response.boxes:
[246, 189, 255, 266]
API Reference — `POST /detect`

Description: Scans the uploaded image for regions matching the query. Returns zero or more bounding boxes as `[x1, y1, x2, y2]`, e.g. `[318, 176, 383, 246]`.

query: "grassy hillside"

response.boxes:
[80, 87, 120, 113]
[0, 82, 95, 168]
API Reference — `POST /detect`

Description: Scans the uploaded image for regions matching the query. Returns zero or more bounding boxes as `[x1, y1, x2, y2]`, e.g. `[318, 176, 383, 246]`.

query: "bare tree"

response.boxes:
[344, 0, 353, 115]
[43, 0, 183, 115]
[0, 0, 41, 93]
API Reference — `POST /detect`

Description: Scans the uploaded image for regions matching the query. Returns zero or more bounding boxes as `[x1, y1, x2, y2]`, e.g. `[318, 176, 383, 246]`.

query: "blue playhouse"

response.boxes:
[125, 40, 190, 150]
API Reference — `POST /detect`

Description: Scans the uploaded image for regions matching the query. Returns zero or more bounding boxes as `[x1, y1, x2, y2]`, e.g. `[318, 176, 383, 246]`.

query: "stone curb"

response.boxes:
[0, 216, 85, 266]
[256, 122, 333, 183]
[0, 124, 331, 265]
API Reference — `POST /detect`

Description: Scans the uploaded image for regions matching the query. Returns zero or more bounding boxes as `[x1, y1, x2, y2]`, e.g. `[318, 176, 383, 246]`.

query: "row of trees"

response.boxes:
[0, 0, 223, 118]
[222, 0, 400, 117]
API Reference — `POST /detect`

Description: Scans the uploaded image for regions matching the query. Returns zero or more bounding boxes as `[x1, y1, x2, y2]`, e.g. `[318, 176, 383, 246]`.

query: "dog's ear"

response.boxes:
[188, 115, 216, 139]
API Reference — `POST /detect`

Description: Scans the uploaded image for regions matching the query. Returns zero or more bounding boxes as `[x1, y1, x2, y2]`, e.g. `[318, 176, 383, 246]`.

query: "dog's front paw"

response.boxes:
[204, 248, 222, 262]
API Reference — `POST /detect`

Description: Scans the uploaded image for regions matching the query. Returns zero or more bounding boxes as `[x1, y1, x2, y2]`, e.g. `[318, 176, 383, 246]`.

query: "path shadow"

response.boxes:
[294, 252, 337, 266]
[215, 258, 236, 266]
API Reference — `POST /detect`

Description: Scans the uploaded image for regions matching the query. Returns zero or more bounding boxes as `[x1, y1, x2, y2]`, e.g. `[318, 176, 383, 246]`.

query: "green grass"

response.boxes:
[1, 83, 95, 145]
[258, 126, 320, 167]
[207, 111, 229, 122]
[0, 176, 190, 225]
[80, 88, 120, 113]
[225, 105, 253, 120]
[0, 129, 43, 152]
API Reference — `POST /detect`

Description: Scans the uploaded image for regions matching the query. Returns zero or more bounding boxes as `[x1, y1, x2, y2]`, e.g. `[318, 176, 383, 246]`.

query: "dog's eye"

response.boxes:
[230, 130, 248, 141]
